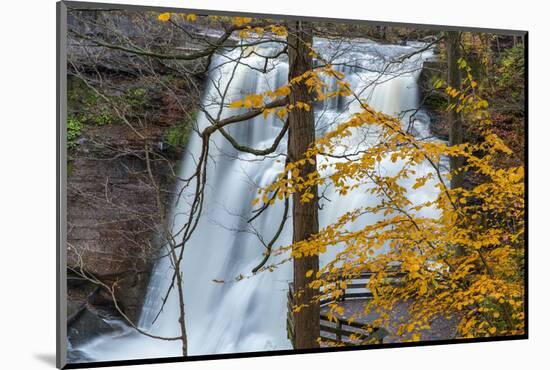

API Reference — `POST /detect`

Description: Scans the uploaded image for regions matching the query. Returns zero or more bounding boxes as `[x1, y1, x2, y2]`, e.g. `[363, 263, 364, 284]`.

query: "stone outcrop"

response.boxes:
[67, 122, 173, 316]
[418, 58, 449, 141]
[66, 77, 199, 347]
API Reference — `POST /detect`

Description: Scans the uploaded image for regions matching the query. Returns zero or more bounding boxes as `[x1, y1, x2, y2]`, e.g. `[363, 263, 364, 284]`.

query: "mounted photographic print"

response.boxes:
[56, 1, 528, 368]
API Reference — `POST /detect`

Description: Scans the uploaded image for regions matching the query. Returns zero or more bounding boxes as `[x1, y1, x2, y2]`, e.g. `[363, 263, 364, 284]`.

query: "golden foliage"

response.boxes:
[157, 12, 197, 23]
[218, 35, 524, 341]
[254, 60, 525, 340]
[157, 12, 171, 22]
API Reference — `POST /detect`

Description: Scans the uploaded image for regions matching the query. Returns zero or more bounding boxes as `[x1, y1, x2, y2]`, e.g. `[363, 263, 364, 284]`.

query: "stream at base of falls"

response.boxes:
[69, 37, 443, 362]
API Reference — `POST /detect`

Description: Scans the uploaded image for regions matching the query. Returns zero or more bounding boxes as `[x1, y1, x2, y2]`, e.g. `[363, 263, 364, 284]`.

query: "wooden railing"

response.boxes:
[319, 272, 374, 305]
[286, 271, 402, 348]
[319, 313, 388, 346]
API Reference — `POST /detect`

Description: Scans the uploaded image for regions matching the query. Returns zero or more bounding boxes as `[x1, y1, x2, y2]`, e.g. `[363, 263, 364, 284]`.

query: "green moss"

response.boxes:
[68, 76, 116, 126]
[67, 115, 82, 150]
[123, 87, 147, 108]
[91, 107, 114, 126]
[120, 87, 147, 115]
[66, 115, 82, 171]
[165, 123, 191, 149]
[164, 111, 197, 149]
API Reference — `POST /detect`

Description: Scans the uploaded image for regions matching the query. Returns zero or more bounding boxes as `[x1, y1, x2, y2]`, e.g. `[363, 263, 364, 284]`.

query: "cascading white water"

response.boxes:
[72, 37, 441, 362]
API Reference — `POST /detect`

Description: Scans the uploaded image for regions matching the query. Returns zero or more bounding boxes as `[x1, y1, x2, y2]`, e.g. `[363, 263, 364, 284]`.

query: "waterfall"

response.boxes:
[72, 38, 440, 362]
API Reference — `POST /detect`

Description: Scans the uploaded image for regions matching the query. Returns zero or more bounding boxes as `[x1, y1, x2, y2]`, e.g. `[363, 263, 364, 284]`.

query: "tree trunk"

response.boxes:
[446, 31, 466, 257]
[446, 31, 464, 190]
[287, 21, 320, 349]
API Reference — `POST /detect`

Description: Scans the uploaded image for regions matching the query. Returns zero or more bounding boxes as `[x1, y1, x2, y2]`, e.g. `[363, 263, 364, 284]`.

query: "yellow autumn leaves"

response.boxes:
[157, 13, 170, 22]
[144, 16, 525, 340]
[155, 13, 288, 38]
[229, 94, 264, 109]
[224, 66, 349, 145]
[157, 12, 197, 22]
[265, 63, 524, 340]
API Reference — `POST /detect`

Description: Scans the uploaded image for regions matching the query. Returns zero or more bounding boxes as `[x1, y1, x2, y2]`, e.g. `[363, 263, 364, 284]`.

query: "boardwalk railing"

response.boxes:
[319, 313, 388, 346]
[286, 271, 402, 348]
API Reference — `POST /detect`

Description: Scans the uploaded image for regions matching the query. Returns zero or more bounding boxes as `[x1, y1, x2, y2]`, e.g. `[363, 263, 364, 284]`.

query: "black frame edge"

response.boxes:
[63, 335, 528, 369]
[57, 1, 69, 369]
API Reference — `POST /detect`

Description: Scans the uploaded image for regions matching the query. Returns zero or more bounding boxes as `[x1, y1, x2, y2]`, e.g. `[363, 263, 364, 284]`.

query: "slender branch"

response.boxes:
[252, 195, 289, 273]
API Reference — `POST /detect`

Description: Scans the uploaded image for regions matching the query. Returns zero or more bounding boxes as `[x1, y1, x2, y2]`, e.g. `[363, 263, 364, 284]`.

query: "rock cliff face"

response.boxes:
[65, 6, 209, 347]
[68, 124, 172, 315]
[66, 75, 200, 344]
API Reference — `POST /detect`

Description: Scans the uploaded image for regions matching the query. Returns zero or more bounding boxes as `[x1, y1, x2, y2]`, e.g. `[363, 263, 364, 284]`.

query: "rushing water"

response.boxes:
[71, 37, 441, 362]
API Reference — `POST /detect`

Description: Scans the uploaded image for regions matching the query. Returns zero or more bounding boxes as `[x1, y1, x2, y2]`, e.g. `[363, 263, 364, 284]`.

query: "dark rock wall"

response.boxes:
[418, 56, 449, 141]
[66, 77, 200, 349]
[67, 123, 176, 321]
